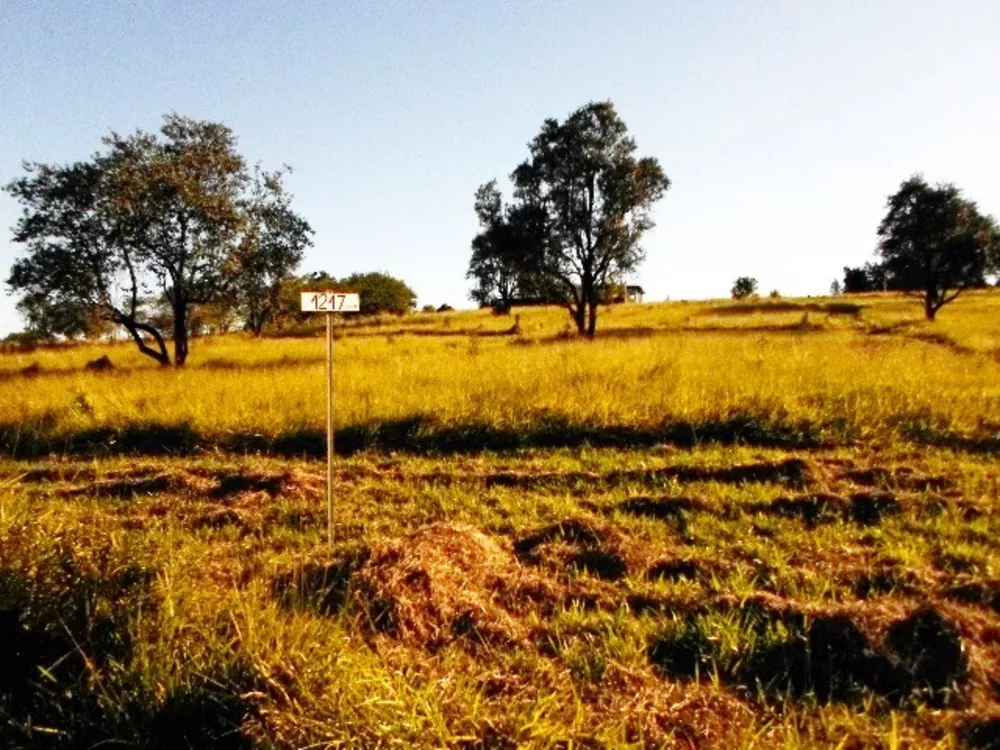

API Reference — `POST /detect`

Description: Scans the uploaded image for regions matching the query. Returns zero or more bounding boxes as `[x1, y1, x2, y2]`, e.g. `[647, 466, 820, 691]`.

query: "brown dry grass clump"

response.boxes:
[349, 523, 554, 650]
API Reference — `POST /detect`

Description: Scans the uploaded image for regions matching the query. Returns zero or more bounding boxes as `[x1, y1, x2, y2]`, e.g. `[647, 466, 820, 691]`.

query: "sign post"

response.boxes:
[301, 291, 360, 546]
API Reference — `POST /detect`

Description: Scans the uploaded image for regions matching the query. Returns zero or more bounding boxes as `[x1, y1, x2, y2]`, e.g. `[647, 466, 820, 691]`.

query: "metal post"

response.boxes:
[326, 311, 334, 547]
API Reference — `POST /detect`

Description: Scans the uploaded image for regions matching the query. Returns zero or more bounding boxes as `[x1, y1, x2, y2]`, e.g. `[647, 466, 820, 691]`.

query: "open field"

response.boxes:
[2, 292, 1000, 747]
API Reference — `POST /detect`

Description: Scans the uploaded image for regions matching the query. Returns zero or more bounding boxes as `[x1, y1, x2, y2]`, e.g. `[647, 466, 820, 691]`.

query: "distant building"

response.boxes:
[626, 285, 645, 303]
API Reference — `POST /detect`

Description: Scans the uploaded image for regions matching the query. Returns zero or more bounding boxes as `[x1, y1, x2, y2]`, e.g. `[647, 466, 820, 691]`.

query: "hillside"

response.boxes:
[1, 292, 999, 748]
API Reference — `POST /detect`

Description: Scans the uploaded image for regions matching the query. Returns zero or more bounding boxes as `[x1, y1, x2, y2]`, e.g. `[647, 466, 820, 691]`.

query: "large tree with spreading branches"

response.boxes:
[5, 114, 312, 363]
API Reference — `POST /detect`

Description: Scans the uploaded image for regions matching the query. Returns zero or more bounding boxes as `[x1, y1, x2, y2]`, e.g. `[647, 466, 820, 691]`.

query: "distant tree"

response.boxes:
[284, 270, 416, 320]
[468, 181, 517, 311]
[466, 181, 555, 312]
[876, 175, 999, 319]
[224, 169, 312, 335]
[342, 271, 416, 315]
[15, 290, 112, 340]
[829, 280, 842, 296]
[841, 262, 888, 293]
[731, 276, 758, 300]
[477, 101, 669, 336]
[842, 266, 870, 293]
[769, 289, 781, 299]
[421, 304, 436, 313]
[190, 302, 241, 336]
[5, 114, 310, 364]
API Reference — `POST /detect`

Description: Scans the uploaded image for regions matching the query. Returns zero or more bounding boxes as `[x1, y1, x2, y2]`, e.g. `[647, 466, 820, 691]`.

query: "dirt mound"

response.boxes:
[342, 523, 551, 649]
[211, 471, 288, 498]
[886, 606, 967, 706]
[752, 492, 901, 527]
[84, 355, 114, 372]
[756, 494, 847, 527]
[616, 495, 705, 537]
[943, 577, 1000, 614]
[647, 557, 701, 581]
[848, 492, 902, 525]
[618, 495, 706, 519]
[740, 614, 908, 703]
[648, 599, 970, 708]
[515, 517, 646, 581]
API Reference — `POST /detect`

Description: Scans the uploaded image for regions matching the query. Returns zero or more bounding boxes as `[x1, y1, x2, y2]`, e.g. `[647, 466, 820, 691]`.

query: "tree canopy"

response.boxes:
[470, 101, 669, 334]
[224, 168, 312, 335]
[5, 114, 312, 363]
[283, 271, 417, 321]
[730, 276, 758, 300]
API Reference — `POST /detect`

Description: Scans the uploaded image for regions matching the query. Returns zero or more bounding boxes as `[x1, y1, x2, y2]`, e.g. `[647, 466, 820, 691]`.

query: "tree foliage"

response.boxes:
[730, 276, 758, 300]
[15, 290, 112, 340]
[5, 114, 311, 364]
[875, 175, 999, 319]
[466, 181, 551, 312]
[343, 271, 417, 315]
[471, 101, 669, 335]
[224, 168, 312, 335]
[282, 271, 417, 322]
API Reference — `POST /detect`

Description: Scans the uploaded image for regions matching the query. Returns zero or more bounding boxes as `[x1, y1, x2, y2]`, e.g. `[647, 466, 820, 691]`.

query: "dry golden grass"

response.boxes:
[2, 291, 999, 458]
[1, 290, 999, 747]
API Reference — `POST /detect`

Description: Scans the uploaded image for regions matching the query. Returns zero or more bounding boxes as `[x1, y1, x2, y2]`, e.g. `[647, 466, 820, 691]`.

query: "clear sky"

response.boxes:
[1, 1, 998, 335]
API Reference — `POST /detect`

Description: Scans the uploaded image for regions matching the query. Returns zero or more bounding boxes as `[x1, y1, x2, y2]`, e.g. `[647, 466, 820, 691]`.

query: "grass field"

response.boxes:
[2, 292, 1000, 748]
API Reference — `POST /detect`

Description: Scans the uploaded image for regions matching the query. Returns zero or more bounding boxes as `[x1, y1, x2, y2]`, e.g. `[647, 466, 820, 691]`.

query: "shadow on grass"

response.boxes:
[271, 553, 369, 615]
[4, 412, 996, 460]
[1, 414, 828, 459]
[901, 422, 1000, 455]
[0, 549, 256, 748]
[534, 323, 829, 345]
[698, 301, 864, 317]
[648, 602, 968, 708]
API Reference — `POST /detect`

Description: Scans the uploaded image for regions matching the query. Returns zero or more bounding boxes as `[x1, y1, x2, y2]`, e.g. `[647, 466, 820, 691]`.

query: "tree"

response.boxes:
[5, 114, 311, 364]
[466, 181, 549, 312]
[343, 271, 416, 315]
[841, 262, 888, 293]
[15, 290, 112, 340]
[829, 280, 842, 296]
[731, 276, 758, 300]
[282, 271, 417, 322]
[875, 175, 1000, 320]
[478, 101, 669, 336]
[224, 169, 313, 335]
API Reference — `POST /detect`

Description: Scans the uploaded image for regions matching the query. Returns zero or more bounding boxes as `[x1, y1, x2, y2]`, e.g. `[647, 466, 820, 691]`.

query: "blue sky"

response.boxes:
[1, 1, 998, 334]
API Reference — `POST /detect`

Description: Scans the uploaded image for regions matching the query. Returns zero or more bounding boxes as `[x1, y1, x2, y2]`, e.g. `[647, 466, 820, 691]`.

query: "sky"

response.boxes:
[1, 0, 998, 335]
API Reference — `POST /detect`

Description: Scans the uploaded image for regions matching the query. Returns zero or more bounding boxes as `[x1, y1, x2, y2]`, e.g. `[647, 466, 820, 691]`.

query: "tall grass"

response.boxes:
[2, 292, 999, 456]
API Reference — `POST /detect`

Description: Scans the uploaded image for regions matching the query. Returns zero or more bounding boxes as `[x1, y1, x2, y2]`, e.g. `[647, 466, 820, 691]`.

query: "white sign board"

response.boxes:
[301, 291, 360, 313]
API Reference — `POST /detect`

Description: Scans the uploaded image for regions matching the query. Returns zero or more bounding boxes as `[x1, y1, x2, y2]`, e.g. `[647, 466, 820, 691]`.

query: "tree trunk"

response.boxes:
[572, 303, 586, 335]
[120, 318, 171, 366]
[924, 294, 937, 321]
[587, 301, 598, 338]
[173, 298, 189, 367]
